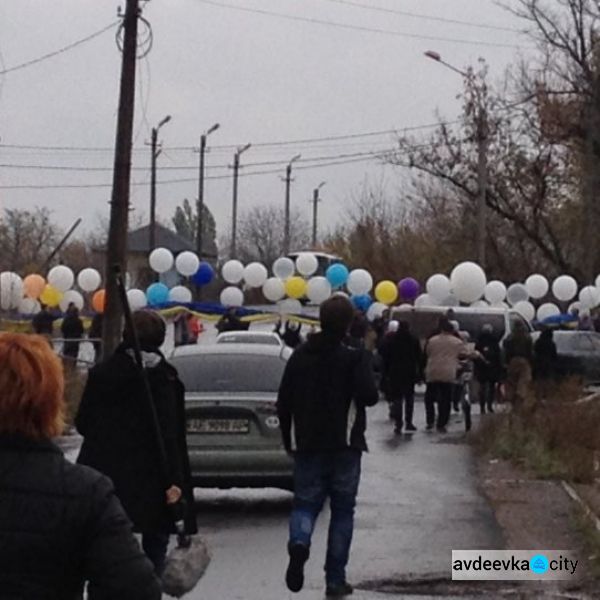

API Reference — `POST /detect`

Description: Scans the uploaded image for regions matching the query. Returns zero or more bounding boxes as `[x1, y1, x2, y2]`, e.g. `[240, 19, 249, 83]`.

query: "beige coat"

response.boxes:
[424, 333, 467, 383]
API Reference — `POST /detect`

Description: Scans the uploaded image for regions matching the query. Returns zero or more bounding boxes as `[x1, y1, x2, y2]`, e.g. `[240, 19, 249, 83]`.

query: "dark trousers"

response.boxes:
[289, 449, 361, 587]
[142, 532, 170, 576]
[479, 380, 495, 413]
[425, 382, 453, 429]
[390, 383, 415, 428]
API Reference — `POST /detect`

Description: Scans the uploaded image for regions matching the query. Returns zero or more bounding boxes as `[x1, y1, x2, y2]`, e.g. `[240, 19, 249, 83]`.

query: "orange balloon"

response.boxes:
[23, 274, 46, 299]
[92, 289, 106, 313]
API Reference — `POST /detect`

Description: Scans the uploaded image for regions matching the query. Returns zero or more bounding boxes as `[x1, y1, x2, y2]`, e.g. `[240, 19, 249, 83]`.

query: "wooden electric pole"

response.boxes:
[102, 0, 139, 358]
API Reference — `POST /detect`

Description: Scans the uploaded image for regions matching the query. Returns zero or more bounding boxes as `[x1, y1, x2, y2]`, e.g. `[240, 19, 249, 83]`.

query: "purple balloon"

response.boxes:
[398, 277, 421, 301]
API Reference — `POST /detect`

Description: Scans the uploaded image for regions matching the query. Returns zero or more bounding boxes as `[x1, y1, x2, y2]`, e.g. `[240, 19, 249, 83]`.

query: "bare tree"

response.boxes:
[221, 205, 310, 265]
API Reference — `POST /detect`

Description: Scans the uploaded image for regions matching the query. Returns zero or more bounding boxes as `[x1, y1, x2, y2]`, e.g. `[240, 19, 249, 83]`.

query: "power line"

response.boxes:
[0, 120, 457, 153]
[318, 0, 521, 34]
[196, 0, 522, 49]
[0, 21, 120, 75]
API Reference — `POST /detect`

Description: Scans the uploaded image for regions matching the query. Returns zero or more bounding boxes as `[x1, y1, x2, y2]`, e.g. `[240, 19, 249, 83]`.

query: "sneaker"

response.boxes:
[405, 424, 417, 432]
[326, 581, 354, 597]
[394, 426, 402, 434]
[285, 542, 309, 593]
[436, 426, 447, 433]
[425, 424, 434, 431]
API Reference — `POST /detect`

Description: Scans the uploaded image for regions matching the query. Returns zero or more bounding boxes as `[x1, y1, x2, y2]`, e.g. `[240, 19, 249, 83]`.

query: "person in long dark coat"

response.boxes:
[61, 303, 84, 363]
[76, 310, 197, 575]
[0, 333, 161, 599]
[379, 320, 423, 433]
[474, 324, 503, 414]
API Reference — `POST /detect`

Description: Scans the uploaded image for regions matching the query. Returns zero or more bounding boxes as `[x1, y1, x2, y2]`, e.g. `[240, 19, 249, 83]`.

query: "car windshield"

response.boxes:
[171, 353, 286, 393]
[552, 333, 594, 353]
[217, 334, 279, 346]
[393, 310, 506, 341]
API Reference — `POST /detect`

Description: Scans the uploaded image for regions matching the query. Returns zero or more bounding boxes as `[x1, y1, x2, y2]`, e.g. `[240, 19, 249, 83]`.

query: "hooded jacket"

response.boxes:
[276, 332, 378, 453]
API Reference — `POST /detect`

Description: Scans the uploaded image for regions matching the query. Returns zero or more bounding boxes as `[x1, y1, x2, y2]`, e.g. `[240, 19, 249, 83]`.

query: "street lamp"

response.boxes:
[283, 153, 301, 255]
[149, 114, 172, 253]
[196, 122, 220, 260]
[425, 50, 488, 268]
[312, 181, 326, 248]
[230, 143, 252, 259]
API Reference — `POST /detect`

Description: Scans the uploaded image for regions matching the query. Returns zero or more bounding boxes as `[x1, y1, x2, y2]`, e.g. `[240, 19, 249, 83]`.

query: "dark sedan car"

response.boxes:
[170, 343, 293, 490]
[532, 330, 600, 383]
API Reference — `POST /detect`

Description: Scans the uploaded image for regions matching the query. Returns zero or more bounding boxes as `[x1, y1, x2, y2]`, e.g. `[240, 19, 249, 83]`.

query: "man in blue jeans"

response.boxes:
[277, 295, 378, 597]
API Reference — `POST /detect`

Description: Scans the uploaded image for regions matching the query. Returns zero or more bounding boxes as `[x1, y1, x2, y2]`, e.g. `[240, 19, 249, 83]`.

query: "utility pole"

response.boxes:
[149, 115, 171, 252]
[196, 123, 220, 260]
[312, 181, 326, 248]
[102, 0, 140, 358]
[283, 154, 301, 255]
[230, 143, 251, 259]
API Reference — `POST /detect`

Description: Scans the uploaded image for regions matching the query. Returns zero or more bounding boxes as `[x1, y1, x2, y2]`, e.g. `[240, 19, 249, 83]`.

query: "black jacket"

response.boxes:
[0, 434, 161, 600]
[379, 330, 423, 389]
[76, 345, 196, 535]
[474, 332, 503, 383]
[533, 334, 558, 379]
[277, 332, 378, 453]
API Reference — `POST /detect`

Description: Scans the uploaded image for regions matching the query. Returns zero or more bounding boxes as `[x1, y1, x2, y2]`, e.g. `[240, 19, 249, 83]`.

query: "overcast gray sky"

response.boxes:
[0, 0, 527, 243]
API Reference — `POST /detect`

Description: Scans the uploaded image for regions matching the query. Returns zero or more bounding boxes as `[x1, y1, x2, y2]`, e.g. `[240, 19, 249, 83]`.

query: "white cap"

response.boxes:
[388, 320, 399, 332]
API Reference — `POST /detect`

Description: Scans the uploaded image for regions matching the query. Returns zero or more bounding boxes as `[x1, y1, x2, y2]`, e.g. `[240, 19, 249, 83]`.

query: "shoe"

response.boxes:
[326, 581, 354, 597]
[285, 542, 309, 593]
[405, 424, 417, 432]
[394, 426, 402, 434]
[426, 424, 434, 431]
[436, 426, 447, 433]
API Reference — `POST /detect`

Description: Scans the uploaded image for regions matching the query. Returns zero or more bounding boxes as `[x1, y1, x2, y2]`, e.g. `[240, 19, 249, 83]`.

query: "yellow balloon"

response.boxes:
[375, 280, 398, 305]
[40, 284, 63, 308]
[285, 276, 307, 299]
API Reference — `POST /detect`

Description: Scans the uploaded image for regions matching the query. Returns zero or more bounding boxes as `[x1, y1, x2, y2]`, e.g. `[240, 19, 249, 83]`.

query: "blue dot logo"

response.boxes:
[530, 554, 549, 574]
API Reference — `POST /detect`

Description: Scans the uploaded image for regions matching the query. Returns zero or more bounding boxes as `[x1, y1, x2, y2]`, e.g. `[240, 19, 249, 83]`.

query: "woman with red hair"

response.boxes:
[0, 333, 161, 600]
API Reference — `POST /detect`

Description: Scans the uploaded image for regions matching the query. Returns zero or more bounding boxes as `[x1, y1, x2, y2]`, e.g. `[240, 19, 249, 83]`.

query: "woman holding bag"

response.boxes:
[76, 310, 197, 575]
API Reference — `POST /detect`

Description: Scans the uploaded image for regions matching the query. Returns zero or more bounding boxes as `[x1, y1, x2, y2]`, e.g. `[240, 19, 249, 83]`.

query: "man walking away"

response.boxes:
[61, 303, 84, 366]
[474, 324, 502, 414]
[379, 320, 422, 433]
[424, 318, 466, 433]
[503, 320, 534, 410]
[277, 296, 378, 597]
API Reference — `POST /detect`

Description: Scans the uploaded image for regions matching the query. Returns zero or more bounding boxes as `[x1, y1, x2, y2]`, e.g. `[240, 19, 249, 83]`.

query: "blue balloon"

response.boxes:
[192, 262, 215, 286]
[146, 282, 169, 306]
[326, 263, 349, 289]
[352, 294, 373, 312]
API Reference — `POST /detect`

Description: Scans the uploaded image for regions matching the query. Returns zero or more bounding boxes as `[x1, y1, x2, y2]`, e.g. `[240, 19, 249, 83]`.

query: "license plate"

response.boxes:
[187, 418, 250, 434]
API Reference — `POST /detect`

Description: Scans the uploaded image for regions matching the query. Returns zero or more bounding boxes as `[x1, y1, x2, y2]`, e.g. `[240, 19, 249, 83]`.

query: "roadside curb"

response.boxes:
[561, 480, 600, 533]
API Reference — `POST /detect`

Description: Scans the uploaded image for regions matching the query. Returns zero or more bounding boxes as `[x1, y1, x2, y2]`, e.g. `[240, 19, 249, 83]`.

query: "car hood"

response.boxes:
[184, 391, 278, 403]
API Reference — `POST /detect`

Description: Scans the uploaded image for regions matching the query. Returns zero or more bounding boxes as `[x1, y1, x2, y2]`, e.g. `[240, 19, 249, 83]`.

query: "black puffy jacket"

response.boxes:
[277, 332, 379, 453]
[0, 433, 161, 600]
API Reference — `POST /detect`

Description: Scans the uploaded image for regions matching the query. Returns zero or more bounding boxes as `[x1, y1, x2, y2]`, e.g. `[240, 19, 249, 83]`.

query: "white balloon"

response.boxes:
[59, 290, 84, 312]
[470, 300, 490, 308]
[272, 257, 295, 280]
[243, 262, 268, 288]
[596, 275, 600, 289]
[48, 265, 74, 293]
[414, 293, 437, 307]
[491, 302, 509, 309]
[222, 260, 245, 284]
[568, 301, 582, 314]
[537, 303, 560, 322]
[426, 274, 451, 301]
[0, 272, 23, 310]
[220, 286, 244, 307]
[77, 268, 101, 293]
[277, 298, 302, 315]
[347, 269, 373, 296]
[397, 303, 412, 310]
[513, 301, 535, 322]
[506, 283, 529, 306]
[262, 278, 286, 302]
[175, 251, 200, 277]
[450, 262, 487, 304]
[169, 285, 193, 304]
[484, 281, 507, 305]
[307, 277, 332, 304]
[525, 274, 549, 300]
[149, 248, 174, 274]
[366, 302, 387, 321]
[295, 253, 319, 277]
[19, 298, 40, 315]
[441, 294, 460, 307]
[552, 275, 577, 302]
[127, 289, 147, 311]
[579, 285, 600, 309]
